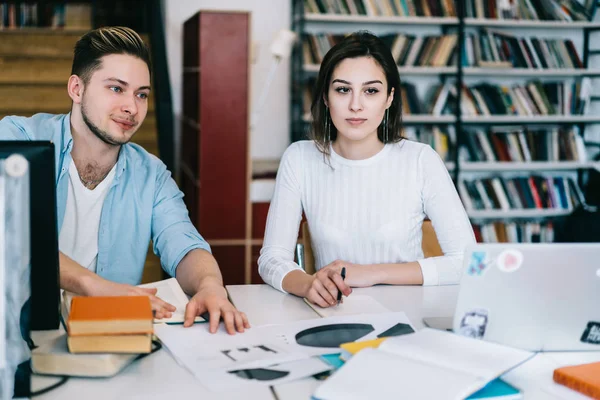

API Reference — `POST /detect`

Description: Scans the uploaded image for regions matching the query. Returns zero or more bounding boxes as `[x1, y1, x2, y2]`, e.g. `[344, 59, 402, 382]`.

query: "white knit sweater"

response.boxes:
[258, 140, 475, 292]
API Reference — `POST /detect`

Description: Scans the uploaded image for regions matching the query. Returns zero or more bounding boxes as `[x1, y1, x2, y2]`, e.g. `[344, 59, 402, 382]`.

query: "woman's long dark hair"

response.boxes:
[309, 31, 404, 158]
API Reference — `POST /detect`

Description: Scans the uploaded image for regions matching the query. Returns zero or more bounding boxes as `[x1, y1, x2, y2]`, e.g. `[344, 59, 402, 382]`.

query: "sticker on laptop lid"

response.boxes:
[580, 321, 600, 345]
[458, 308, 488, 340]
[467, 251, 491, 277]
[496, 249, 523, 273]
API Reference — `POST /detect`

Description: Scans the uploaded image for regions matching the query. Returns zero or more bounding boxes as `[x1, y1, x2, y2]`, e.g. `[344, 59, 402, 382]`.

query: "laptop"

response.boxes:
[427, 243, 600, 352]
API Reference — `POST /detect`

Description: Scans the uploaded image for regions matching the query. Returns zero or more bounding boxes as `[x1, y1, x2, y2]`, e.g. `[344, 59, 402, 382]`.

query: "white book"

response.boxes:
[505, 180, 523, 209]
[551, 128, 560, 162]
[506, 133, 524, 161]
[524, 38, 543, 71]
[491, 178, 511, 211]
[458, 180, 474, 211]
[404, 36, 424, 67]
[517, 131, 532, 162]
[31, 334, 138, 377]
[573, 130, 588, 162]
[475, 180, 494, 210]
[138, 278, 205, 324]
[314, 329, 533, 400]
[304, 295, 391, 318]
[432, 82, 451, 116]
[62, 278, 204, 325]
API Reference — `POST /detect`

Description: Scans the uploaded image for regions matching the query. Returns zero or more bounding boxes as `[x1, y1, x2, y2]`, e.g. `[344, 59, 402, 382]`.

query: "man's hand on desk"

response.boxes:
[60, 252, 176, 318]
[183, 281, 250, 335]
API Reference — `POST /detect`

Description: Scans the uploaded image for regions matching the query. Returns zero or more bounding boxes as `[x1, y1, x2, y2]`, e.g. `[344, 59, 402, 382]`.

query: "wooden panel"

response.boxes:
[140, 244, 164, 284]
[252, 202, 270, 239]
[182, 71, 199, 124]
[196, 12, 249, 240]
[0, 85, 70, 112]
[0, 57, 72, 84]
[422, 220, 443, 258]
[211, 245, 246, 285]
[0, 32, 149, 58]
[251, 245, 265, 284]
[0, 32, 81, 58]
[182, 17, 199, 68]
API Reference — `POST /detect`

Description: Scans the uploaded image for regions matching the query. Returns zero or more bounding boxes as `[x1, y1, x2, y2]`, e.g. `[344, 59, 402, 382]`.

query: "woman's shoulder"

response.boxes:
[282, 140, 323, 163]
[390, 139, 432, 158]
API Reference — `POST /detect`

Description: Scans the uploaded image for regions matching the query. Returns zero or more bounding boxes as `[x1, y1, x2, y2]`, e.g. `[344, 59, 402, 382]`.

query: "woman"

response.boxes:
[258, 31, 474, 308]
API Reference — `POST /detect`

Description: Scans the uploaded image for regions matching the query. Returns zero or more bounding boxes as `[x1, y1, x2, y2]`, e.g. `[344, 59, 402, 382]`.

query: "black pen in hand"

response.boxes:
[337, 267, 346, 305]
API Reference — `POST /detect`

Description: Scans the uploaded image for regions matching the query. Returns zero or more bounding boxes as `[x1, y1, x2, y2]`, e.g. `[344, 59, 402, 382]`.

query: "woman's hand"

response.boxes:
[304, 262, 352, 308]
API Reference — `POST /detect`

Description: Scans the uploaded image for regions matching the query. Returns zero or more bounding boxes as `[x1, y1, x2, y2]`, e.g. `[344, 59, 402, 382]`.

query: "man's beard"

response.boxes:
[81, 100, 131, 146]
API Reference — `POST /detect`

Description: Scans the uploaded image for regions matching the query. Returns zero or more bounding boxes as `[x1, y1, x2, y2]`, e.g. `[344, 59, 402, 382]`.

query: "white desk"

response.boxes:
[225, 284, 460, 330]
[31, 284, 599, 399]
[227, 284, 600, 400]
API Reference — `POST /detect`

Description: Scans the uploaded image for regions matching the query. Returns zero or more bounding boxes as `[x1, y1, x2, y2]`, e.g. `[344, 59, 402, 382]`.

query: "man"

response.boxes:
[0, 27, 249, 334]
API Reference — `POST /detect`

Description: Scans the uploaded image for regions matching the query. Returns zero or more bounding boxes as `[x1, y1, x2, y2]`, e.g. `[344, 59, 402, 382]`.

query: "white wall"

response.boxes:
[163, 0, 292, 167]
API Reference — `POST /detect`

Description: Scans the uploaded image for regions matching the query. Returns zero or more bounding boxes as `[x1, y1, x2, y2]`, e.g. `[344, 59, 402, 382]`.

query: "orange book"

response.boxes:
[67, 296, 153, 336]
[553, 362, 600, 400]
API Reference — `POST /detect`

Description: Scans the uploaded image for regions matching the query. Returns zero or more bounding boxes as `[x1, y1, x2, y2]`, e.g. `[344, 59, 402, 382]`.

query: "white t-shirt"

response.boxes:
[258, 140, 476, 292]
[59, 161, 117, 273]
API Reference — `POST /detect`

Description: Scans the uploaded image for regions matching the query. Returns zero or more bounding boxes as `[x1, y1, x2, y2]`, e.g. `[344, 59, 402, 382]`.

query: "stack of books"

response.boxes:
[66, 296, 153, 354]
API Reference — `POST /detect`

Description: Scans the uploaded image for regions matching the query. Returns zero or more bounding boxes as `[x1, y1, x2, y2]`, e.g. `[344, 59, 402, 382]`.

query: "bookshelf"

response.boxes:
[290, 0, 600, 243]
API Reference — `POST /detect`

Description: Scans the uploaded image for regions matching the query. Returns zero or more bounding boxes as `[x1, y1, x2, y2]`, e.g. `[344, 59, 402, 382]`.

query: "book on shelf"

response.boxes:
[472, 221, 555, 243]
[464, 0, 597, 21]
[455, 79, 592, 117]
[0, 2, 91, 30]
[303, 33, 458, 67]
[304, 0, 457, 17]
[461, 126, 587, 163]
[458, 175, 583, 212]
[463, 30, 583, 70]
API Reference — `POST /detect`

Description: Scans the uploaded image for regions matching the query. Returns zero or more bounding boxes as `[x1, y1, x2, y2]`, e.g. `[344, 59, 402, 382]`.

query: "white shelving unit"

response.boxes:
[460, 161, 600, 172]
[303, 13, 459, 25]
[293, 3, 599, 243]
[468, 209, 572, 219]
[463, 68, 600, 77]
[462, 116, 600, 124]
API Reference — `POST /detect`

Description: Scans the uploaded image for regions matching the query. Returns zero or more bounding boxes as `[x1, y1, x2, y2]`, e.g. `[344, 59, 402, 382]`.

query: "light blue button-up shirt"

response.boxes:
[0, 113, 211, 284]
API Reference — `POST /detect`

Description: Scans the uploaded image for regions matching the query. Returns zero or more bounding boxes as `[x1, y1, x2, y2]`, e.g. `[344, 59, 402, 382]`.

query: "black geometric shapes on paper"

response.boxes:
[295, 323, 375, 348]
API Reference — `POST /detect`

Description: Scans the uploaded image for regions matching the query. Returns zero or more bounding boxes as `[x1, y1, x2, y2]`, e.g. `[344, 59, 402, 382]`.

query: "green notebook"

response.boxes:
[467, 378, 522, 399]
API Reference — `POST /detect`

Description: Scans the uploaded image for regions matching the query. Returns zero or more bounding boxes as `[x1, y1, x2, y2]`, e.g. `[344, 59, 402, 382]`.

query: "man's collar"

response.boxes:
[62, 112, 73, 153]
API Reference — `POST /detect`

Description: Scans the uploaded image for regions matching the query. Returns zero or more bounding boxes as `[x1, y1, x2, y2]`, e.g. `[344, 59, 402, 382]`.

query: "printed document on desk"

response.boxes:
[156, 312, 414, 391]
[303, 295, 391, 317]
[313, 328, 534, 400]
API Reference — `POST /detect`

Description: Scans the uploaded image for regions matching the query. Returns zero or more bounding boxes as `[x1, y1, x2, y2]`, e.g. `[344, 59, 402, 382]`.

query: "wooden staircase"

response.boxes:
[0, 29, 163, 284]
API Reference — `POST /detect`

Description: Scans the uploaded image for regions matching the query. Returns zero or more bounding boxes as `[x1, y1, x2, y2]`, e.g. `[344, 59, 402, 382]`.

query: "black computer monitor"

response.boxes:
[0, 141, 60, 331]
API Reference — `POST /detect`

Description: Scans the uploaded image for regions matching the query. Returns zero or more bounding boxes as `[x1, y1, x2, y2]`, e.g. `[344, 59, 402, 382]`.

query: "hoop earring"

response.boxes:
[384, 108, 390, 143]
[325, 107, 331, 142]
